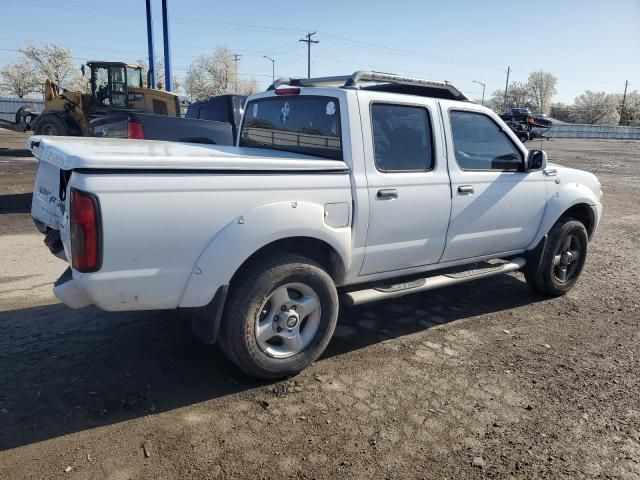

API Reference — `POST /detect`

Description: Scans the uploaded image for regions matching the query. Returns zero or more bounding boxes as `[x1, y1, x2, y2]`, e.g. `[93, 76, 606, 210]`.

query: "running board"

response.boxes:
[343, 257, 526, 306]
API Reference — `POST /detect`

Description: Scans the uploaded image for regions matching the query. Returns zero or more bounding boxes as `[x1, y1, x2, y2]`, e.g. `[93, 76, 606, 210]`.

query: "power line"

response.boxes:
[299, 32, 319, 79]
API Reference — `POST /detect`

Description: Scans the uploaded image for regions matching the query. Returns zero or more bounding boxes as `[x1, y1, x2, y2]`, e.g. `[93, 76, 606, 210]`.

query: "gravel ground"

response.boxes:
[0, 138, 638, 479]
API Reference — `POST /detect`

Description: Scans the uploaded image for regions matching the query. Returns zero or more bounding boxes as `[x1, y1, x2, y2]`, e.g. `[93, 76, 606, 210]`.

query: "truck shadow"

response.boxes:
[0, 273, 544, 451]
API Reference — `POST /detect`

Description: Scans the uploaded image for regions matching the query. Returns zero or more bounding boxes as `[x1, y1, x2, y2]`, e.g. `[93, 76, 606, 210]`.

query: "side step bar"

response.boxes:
[343, 257, 526, 306]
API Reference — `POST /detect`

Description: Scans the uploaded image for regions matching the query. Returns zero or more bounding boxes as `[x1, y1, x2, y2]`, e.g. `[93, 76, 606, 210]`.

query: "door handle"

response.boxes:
[457, 185, 474, 194]
[377, 188, 398, 200]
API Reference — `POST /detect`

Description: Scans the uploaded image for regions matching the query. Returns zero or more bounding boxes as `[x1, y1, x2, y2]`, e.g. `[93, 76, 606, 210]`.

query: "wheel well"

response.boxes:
[230, 237, 344, 285]
[560, 203, 595, 238]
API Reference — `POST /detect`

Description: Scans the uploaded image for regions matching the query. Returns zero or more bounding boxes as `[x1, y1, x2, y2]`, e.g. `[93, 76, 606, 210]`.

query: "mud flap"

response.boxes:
[525, 234, 548, 277]
[188, 285, 229, 344]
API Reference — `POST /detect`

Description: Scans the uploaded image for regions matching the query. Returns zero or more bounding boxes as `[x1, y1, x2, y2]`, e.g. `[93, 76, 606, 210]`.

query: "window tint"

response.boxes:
[450, 111, 522, 171]
[371, 104, 433, 172]
[240, 96, 342, 160]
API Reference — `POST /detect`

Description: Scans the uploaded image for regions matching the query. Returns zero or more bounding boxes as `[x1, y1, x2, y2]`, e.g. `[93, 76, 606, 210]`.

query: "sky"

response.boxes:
[1, 0, 639, 103]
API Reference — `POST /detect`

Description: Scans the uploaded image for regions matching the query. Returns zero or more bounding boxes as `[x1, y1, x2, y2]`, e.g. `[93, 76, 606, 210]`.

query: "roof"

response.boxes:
[87, 61, 142, 69]
[267, 70, 469, 102]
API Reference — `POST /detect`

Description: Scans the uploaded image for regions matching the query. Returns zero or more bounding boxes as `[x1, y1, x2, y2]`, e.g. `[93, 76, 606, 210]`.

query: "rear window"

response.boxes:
[240, 96, 342, 160]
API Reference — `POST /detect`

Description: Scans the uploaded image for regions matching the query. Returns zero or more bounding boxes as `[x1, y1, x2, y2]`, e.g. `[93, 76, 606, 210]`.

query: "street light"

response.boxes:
[263, 56, 275, 83]
[472, 80, 486, 106]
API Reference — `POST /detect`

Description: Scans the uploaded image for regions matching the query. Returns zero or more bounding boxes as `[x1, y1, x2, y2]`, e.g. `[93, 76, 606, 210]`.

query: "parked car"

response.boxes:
[501, 107, 532, 121]
[90, 94, 246, 145]
[28, 71, 603, 379]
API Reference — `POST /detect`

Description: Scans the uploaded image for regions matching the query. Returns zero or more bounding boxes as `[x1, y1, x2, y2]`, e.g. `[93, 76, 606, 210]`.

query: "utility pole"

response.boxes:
[503, 65, 510, 111]
[263, 56, 275, 83]
[299, 32, 319, 78]
[145, 0, 155, 88]
[233, 54, 242, 92]
[473, 80, 486, 106]
[620, 79, 629, 126]
[161, 0, 172, 91]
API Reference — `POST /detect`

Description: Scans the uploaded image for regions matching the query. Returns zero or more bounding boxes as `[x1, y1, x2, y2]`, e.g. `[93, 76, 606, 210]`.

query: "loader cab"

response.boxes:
[88, 61, 143, 113]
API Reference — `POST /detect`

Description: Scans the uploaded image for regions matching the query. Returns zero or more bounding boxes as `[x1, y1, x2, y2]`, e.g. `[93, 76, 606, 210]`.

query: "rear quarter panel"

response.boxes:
[68, 170, 352, 311]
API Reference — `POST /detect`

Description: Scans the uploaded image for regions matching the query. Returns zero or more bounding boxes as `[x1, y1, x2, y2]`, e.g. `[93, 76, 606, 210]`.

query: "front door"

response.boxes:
[358, 92, 452, 275]
[440, 104, 547, 262]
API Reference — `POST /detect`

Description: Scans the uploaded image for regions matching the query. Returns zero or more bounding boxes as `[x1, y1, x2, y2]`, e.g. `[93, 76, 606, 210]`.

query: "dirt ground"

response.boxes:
[0, 134, 639, 480]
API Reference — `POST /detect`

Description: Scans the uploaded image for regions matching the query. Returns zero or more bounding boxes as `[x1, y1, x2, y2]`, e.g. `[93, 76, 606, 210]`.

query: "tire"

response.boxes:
[525, 218, 588, 296]
[33, 115, 67, 136]
[219, 253, 339, 379]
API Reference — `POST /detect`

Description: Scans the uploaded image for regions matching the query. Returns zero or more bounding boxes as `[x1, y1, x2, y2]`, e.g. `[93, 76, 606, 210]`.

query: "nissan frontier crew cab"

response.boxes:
[28, 71, 603, 379]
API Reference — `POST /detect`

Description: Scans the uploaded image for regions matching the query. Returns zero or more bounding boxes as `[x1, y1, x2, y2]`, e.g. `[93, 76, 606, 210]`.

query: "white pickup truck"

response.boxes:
[29, 71, 603, 379]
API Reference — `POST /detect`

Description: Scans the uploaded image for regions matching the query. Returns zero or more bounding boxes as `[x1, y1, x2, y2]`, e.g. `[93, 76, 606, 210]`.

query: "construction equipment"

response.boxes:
[0, 61, 180, 136]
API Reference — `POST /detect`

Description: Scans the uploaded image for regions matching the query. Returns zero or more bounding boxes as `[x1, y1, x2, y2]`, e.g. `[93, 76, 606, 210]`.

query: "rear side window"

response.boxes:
[240, 96, 342, 160]
[450, 110, 522, 171]
[371, 104, 433, 172]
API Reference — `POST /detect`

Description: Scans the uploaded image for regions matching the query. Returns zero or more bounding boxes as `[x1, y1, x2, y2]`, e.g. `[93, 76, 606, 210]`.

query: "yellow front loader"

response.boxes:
[0, 61, 180, 136]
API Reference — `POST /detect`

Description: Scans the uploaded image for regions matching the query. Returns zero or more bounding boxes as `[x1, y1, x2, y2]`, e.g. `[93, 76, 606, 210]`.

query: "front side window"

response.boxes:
[127, 67, 142, 88]
[240, 96, 342, 160]
[450, 110, 522, 171]
[371, 104, 433, 172]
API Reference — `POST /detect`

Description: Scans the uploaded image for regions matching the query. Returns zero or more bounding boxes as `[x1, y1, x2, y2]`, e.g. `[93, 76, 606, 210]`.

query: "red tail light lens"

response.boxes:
[70, 189, 101, 272]
[275, 87, 300, 96]
[127, 121, 145, 139]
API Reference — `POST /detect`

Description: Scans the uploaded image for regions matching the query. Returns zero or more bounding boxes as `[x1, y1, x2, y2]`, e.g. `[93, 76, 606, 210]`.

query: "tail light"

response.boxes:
[70, 189, 102, 272]
[127, 121, 145, 139]
[275, 87, 300, 96]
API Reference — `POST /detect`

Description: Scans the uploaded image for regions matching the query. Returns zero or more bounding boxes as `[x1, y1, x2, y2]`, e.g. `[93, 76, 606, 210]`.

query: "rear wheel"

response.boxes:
[525, 219, 588, 296]
[33, 115, 67, 136]
[219, 253, 339, 379]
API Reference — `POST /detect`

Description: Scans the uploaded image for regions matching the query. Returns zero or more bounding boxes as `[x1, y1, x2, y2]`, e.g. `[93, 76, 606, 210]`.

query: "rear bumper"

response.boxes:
[53, 268, 92, 309]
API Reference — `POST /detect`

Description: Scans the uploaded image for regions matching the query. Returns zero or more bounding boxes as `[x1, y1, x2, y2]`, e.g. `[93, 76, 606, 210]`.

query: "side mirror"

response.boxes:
[525, 150, 547, 172]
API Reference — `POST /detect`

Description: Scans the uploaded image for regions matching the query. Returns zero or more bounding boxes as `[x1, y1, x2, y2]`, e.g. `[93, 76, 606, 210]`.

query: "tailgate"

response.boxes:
[29, 139, 68, 230]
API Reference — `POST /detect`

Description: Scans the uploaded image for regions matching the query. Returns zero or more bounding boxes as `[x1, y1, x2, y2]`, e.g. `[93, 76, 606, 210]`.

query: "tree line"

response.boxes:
[0, 43, 260, 101]
[1, 43, 637, 125]
[483, 70, 638, 126]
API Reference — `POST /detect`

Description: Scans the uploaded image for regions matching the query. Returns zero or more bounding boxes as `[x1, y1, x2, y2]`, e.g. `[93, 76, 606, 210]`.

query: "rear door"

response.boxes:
[439, 102, 547, 262]
[358, 91, 452, 275]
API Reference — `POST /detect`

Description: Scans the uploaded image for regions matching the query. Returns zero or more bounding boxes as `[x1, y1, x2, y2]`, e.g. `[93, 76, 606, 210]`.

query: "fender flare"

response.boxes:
[527, 182, 599, 250]
[178, 201, 352, 309]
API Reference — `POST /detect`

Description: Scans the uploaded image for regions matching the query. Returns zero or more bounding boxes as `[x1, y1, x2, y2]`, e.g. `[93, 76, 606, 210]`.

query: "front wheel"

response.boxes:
[525, 219, 588, 296]
[33, 115, 67, 136]
[219, 253, 339, 379]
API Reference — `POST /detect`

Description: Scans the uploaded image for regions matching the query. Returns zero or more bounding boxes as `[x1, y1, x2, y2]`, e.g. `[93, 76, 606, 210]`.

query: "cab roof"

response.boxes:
[87, 61, 142, 69]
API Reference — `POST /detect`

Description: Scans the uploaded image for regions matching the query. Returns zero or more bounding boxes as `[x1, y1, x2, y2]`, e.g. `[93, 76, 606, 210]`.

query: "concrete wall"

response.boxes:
[547, 123, 640, 140]
[0, 97, 45, 122]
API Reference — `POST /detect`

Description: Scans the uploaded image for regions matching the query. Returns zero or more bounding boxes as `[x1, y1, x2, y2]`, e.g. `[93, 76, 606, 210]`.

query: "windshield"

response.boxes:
[240, 96, 342, 160]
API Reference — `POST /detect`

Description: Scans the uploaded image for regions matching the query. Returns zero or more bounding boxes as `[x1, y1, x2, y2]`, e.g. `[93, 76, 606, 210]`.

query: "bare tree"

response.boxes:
[0, 58, 40, 98]
[184, 46, 259, 100]
[485, 81, 532, 113]
[571, 91, 620, 124]
[238, 77, 260, 96]
[527, 71, 557, 114]
[549, 103, 574, 123]
[136, 57, 180, 92]
[507, 81, 531, 108]
[21, 43, 84, 91]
